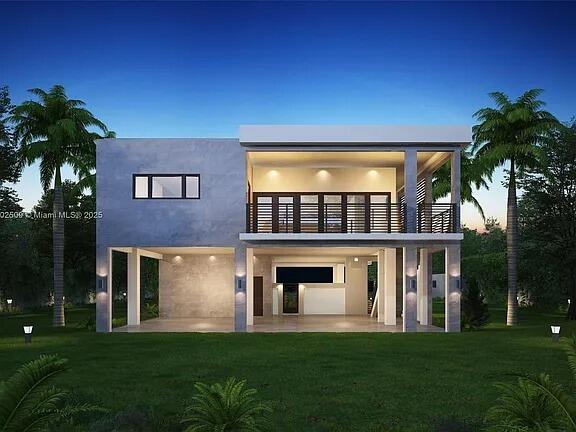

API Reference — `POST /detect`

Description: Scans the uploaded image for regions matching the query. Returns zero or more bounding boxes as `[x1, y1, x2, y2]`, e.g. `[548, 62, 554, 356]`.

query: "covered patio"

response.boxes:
[114, 315, 443, 333]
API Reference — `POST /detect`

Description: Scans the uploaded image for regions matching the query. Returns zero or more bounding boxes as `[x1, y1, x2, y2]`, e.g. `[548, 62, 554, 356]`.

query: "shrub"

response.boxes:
[461, 278, 489, 331]
[181, 377, 272, 432]
[486, 335, 576, 431]
[0, 354, 102, 431]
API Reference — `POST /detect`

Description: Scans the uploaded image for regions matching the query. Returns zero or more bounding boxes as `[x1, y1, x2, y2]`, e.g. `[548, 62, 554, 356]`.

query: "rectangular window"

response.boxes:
[133, 174, 200, 199]
[276, 266, 333, 283]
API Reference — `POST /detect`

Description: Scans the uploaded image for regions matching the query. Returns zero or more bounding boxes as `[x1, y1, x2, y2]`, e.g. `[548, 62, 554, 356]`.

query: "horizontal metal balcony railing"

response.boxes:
[246, 203, 406, 234]
[417, 203, 457, 233]
[246, 202, 458, 234]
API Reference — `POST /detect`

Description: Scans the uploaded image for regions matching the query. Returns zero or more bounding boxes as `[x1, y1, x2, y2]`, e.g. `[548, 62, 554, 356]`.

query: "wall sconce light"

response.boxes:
[411, 279, 416, 290]
[551, 325, 560, 342]
[23, 325, 33, 344]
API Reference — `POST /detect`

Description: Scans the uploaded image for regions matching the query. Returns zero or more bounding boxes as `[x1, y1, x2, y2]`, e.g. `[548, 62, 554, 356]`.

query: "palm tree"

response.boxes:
[433, 148, 491, 220]
[11, 85, 107, 327]
[74, 130, 116, 194]
[0, 354, 101, 431]
[472, 89, 558, 326]
[181, 377, 272, 431]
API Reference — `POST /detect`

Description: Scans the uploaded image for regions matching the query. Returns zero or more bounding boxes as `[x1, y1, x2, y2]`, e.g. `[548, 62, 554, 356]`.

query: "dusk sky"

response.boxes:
[2, 1, 575, 229]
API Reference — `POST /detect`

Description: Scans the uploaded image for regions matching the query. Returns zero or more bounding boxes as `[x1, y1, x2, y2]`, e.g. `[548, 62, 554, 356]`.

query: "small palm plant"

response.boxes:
[181, 377, 273, 432]
[486, 336, 576, 431]
[0, 354, 101, 432]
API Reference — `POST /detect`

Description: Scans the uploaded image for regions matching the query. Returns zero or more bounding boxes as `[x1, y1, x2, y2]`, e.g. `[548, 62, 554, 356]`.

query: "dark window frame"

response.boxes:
[133, 174, 201, 199]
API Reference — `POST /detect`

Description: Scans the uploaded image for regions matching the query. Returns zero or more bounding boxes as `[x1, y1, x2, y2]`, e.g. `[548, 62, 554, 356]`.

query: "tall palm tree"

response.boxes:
[433, 148, 491, 220]
[74, 130, 116, 194]
[472, 89, 558, 326]
[11, 85, 107, 327]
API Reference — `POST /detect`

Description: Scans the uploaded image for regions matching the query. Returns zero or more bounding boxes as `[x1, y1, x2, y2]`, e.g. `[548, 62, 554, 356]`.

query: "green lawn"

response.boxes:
[0, 305, 572, 431]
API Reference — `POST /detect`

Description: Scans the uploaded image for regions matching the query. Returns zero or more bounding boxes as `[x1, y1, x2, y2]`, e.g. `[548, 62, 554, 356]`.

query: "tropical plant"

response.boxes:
[10, 85, 107, 326]
[486, 336, 576, 431]
[0, 354, 101, 432]
[74, 130, 116, 194]
[472, 89, 559, 326]
[181, 377, 273, 432]
[518, 120, 576, 317]
[0, 85, 22, 214]
[433, 148, 491, 220]
[461, 278, 490, 331]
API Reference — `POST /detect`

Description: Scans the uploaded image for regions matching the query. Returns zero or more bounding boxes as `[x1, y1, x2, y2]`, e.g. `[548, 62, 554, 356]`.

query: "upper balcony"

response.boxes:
[239, 125, 469, 241]
[246, 200, 457, 234]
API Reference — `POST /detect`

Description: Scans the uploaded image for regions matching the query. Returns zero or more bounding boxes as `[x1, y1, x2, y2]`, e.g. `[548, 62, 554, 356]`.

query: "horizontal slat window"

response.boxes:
[133, 174, 200, 199]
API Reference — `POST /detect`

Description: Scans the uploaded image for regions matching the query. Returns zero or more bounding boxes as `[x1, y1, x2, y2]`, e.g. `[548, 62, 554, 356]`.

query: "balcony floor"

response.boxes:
[113, 315, 443, 333]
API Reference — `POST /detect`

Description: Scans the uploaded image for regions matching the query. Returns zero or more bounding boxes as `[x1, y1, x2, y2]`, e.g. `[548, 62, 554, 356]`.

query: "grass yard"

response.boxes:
[0, 305, 572, 431]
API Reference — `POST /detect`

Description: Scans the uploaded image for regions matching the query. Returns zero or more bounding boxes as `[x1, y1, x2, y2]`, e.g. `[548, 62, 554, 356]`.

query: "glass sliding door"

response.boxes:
[369, 194, 390, 233]
[255, 196, 273, 233]
[277, 196, 295, 233]
[346, 194, 367, 233]
[300, 194, 319, 233]
[324, 194, 342, 232]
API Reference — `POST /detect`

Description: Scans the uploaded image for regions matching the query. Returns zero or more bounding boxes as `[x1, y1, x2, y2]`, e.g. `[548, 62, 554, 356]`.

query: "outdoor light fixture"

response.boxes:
[23, 325, 33, 344]
[354, 257, 359, 262]
[7, 299, 12, 305]
[551, 326, 561, 342]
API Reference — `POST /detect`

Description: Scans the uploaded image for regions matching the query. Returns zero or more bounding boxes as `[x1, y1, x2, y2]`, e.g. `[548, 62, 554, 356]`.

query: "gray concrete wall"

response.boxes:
[159, 254, 234, 318]
[96, 138, 245, 249]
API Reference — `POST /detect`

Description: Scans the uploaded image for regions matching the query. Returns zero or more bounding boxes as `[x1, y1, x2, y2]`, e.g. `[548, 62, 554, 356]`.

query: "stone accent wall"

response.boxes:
[159, 254, 234, 318]
[253, 255, 273, 316]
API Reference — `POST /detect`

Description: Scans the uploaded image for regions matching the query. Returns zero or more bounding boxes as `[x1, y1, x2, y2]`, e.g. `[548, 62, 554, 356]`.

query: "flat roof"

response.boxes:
[240, 125, 471, 146]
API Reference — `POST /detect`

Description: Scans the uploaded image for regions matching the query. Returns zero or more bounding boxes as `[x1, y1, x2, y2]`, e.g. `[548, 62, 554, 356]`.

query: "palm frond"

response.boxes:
[182, 377, 273, 432]
[0, 355, 67, 431]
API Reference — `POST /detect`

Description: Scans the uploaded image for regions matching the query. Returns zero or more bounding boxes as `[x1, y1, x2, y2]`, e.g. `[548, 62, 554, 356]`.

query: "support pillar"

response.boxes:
[404, 149, 418, 232]
[234, 245, 247, 332]
[127, 248, 141, 326]
[417, 248, 432, 325]
[403, 246, 418, 332]
[451, 150, 461, 232]
[96, 246, 112, 333]
[445, 245, 461, 332]
[377, 248, 397, 325]
[246, 248, 254, 326]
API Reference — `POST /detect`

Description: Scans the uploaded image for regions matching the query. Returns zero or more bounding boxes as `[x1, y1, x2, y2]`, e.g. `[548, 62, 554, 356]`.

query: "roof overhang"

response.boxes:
[240, 125, 471, 148]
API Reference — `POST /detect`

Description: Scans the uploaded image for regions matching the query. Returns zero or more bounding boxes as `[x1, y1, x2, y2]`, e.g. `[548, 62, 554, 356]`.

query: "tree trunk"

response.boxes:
[506, 158, 519, 326]
[52, 168, 65, 327]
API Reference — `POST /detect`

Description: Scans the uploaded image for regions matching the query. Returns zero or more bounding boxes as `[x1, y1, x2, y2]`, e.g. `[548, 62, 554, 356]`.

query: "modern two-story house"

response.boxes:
[95, 125, 467, 333]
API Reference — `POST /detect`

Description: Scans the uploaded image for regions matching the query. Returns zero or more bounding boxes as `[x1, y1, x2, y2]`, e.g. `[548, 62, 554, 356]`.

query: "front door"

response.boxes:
[283, 283, 299, 314]
[253, 276, 263, 316]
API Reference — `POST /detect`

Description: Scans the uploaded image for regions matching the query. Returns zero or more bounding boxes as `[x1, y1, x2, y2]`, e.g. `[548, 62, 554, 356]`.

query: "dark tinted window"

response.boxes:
[276, 267, 333, 283]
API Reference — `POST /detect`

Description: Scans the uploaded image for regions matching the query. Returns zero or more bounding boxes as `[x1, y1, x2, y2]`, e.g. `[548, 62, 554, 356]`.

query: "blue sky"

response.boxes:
[2, 1, 575, 229]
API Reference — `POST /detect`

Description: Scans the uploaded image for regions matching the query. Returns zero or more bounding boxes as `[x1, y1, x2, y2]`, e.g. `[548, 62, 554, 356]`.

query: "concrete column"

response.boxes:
[404, 149, 418, 232]
[451, 150, 461, 232]
[246, 248, 254, 326]
[445, 245, 461, 332]
[96, 246, 112, 332]
[234, 245, 247, 332]
[384, 248, 397, 325]
[417, 248, 432, 325]
[403, 246, 418, 332]
[127, 248, 141, 326]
